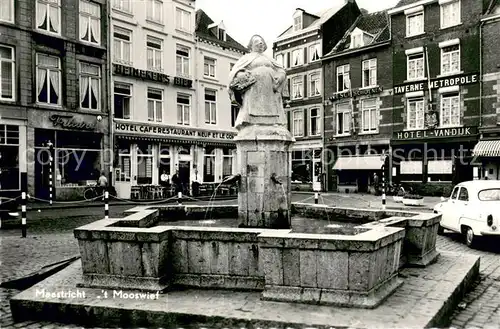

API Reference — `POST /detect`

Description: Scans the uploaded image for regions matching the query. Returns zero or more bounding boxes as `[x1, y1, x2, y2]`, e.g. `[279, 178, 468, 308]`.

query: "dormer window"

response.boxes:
[349, 28, 371, 49]
[293, 10, 303, 31]
[351, 34, 362, 48]
[218, 28, 226, 41]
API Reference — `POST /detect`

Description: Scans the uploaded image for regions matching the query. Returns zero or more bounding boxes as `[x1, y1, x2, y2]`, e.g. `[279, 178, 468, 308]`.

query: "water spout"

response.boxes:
[271, 173, 282, 185]
[221, 174, 241, 185]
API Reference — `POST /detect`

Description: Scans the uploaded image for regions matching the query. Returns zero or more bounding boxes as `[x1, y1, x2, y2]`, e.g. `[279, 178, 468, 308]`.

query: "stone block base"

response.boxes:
[406, 248, 440, 267]
[78, 273, 170, 292]
[261, 275, 403, 308]
[173, 274, 264, 290]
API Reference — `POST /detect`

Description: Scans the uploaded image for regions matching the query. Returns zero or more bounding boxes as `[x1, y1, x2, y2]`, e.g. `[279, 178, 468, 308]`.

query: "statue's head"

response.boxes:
[247, 35, 267, 54]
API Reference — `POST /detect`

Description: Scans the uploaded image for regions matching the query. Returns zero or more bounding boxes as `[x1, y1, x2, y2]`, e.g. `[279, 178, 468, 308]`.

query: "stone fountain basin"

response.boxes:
[73, 203, 441, 308]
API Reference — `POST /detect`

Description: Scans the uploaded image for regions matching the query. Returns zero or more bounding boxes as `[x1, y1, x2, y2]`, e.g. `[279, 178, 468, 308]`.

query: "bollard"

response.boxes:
[49, 148, 53, 206]
[21, 192, 27, 238]
[382, 164, 386, 210]
[314, 192, 319, 204]
[177, 192, 182, 205]
[104, 191, 109, 220]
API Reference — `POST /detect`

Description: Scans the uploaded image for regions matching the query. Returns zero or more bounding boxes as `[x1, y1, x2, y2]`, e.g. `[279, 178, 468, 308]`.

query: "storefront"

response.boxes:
[472, 138, 500, 180]
[290, 140, 323, 191]
[0, 119, 27, 199]
[113, 121, 236, 199]
[28, 111, 110, 200]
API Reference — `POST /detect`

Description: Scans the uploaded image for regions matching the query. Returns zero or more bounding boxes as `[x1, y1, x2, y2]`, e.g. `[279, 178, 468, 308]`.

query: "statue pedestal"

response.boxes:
[235, 125, 294, 229]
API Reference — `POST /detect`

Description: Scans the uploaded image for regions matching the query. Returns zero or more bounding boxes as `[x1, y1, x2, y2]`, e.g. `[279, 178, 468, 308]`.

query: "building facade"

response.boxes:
[388, 0, 484, 193]
[0, 0, 110, 201]
[110, 1, 246, 198]
[272, 0, 361, 191]
[323, 11, 393, 193]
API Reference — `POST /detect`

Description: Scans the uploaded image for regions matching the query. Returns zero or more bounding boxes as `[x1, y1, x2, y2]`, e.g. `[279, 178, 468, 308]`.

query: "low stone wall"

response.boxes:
[158, 205, 238, 222]
[258, 227, 405, 308]
[291, 203, 387, 222]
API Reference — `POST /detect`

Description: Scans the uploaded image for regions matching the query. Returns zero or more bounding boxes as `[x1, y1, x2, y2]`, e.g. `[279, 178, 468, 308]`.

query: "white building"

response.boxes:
[110, 0, 247, 198]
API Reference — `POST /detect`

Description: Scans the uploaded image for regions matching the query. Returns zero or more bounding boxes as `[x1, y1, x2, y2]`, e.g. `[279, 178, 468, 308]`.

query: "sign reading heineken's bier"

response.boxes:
[393, 126, 478, 140]
[393, 74, 478, 94]
[113, 64, 170, 84]
[115, 123, 235, 140]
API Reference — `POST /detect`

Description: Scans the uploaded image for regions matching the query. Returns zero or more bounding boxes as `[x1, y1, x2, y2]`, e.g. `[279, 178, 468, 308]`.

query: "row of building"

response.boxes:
[274, 0, 500, 195]
[0, 0, 248, 200]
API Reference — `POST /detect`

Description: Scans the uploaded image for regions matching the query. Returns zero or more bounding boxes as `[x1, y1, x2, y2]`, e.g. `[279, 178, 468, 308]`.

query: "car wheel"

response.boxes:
[437, 224, 444, 235]
[464, 226, 477, 248]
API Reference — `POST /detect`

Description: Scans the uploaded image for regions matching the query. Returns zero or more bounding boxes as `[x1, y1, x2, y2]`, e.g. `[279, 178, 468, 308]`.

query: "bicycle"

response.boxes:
[83, 185, 102, 201]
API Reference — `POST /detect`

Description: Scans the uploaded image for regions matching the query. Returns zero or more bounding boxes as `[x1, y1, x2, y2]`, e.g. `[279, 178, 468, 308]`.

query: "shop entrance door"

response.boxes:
[178, 161, 190, 195]
[35, 148, 50, 200]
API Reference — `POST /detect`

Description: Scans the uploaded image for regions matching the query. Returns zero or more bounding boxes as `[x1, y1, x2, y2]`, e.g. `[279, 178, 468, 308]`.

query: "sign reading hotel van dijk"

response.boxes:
[113, 64, 170, 84]
[393, 126, 478, 141]
[115, 123, 236, 140]
[393, 73, 478, 94]
[330, 86, 383, 101]
[49, 114, 97, 131]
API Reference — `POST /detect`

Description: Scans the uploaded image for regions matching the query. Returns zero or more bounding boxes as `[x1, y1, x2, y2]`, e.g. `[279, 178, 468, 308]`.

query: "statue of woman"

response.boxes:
[228, 35, 289, 130]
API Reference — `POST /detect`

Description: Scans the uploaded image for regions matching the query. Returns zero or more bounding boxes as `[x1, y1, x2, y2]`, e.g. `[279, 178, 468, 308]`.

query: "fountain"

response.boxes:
[9, 36, 480, 329]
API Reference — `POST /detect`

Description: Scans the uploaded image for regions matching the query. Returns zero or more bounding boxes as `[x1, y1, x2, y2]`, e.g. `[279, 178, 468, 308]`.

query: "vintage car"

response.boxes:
[433, 180, 500, 247]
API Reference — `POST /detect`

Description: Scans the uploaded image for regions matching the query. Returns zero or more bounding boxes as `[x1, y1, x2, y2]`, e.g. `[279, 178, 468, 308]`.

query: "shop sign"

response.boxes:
[49, 115, 96, 130]
[393, 126, 478, 140]
[113, 64, 170, 84]
[115, 123, 235, 140]
[173, 76, 193, 88]
[393, 73, 478, 94]
[330, 86, 383, 101]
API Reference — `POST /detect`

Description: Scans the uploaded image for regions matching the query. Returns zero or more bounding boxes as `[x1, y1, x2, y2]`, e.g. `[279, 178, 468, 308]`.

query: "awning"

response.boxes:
[116, 135, 236, 148]
[473, 140, 500, 157]
[333, 155, 384, 170]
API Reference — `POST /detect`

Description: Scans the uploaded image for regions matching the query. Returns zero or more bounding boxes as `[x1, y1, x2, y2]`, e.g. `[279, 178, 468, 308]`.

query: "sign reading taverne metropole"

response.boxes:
[393, 74, 478, 94]
[115, 123, 235, 140]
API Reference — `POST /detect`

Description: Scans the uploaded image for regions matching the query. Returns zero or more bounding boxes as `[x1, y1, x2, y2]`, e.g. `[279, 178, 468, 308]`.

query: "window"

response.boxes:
[336, 103, 351, 135]
[309, 108, 320, 136]
[177, 93, 190, 125]
[361, 98, 378, 133]
[309, 44, 321, 62]
[407, 97, 425, 129]
[0, 125, 19, 190]
[292, 110, 303, 137]
[176, 7, 191, 32]
[36, 0, 61, 34]
[440, 93, 460, 127]
[146, 0, 162, 23]
[406, 10, 424, 37]
[458, 187, 468, 201]
[147, 88, 163, 122]
[158, 144, 171, 182]
[441, 0, 460, 28]
[293, 15, 302, 31]
[117, 142, 130, 182]
[222, 148, 233, 179]
[36, 53, 60, 105]
[441, 44, 460, 75]
[292, 48, 303, 67]
[351, 34, 363, 48]
[79, 62, 100, 110]
[204, 89, 217, 125]
[137, 143, 153, 185]
[218, 28, 226, 41]
[478, 189, 500, 201]
[275, 54, 284, 67]
[291, 76, 303, 99]
[309, 72, 320, 96]
[203, 147, 216, 183]
[291, 150, 312, 183]
[0, 0, 14, 22]
[114, 83, 131, 119]
[147, 36, 163, 71]
[407, 53, 424, 80]
[113, 27, 132, 64]
[204, 57, 216, 78]
[176, 45, 190, 76]
[231, 105, 239, 127]
[336, 64, 350, 92]
[362, 59, 377, 88]
[79, 1, 101, 44]
[112, 0, 131, 12]
[0, 45, 14, 101]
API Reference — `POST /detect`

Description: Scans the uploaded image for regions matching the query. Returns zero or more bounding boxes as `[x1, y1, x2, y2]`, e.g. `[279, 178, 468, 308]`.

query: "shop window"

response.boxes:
[399, 159, 423, 182]
[292, 110, 303, 137]
[222, 148, 233, 179]
[336, 102, 351, 135]
[309, 73, 320, 97]
[441, 0, 460, 29]
[441, 44, 460, 75]
[407, 97, 425, 130]
[146, 0, 162, 23]
[36, 0, 61, 34]
[0, 124, 19, 190]
[36, 53, 61, 105]
[117, 146, 130, 182]
[137, 143, 153, 185]
[146, 35, 163, 71]
[176, 44, 190, 77]
[291, 150, 312, 183]
[79, 62, 101, 110]
[405, 7, 424, 37]
[362, 58, 377, 88]
[79, 0, 101, 45]
[159, 144, 171, 181]
[0, 0, 14, 22]
[112, 0, 131, 13]
[204, 57, 216, 78]
[407, 52, 424, 80]
[204, 89, 217, 124]
[113, 26, 132, 65]
[114, 82, 131, 119]
[177, 93, 190, 125]
[203, 147, 216, 183]
[309, 108, 320, 136]
[0, 45, 15, 101]
[428, 159, 453, 182]
[361, 98, 378, 133]
[440, 93, 460, 127]
[147, 87, 163, 122]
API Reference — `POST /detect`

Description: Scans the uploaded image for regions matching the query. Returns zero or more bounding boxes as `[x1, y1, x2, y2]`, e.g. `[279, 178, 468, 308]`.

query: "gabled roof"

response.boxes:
[394, 0, 421, 8]
[485, 0, 500, 14]
[326, 10, 390, 56]
[195, 9, 248, 53]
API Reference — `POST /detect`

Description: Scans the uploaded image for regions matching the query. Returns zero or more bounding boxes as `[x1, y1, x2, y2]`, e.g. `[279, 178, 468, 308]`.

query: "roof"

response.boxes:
[326, 10, 390, 56]
[195, 9, 248, 53]
[485, 0, 500, 14]
[275, 1, 349, 42]
[456, 180, 500, 191]
[394, 0, 421, 8]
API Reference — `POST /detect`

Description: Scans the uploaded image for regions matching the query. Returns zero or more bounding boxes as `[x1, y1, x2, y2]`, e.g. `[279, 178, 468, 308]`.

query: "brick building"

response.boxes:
[323, 10, 392, 193]
[272, 0, 360, 192]
[0, 0, 110, 200]
[388, 0, 485, 193]
[472, 0, 500, 180]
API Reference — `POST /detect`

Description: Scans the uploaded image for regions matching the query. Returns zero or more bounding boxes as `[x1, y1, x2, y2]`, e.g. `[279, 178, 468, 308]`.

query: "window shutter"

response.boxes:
[303, 75, 308, 98]
[303, 109, 308, 136]
[287, 110, 291, 131]
[286, 52, 291, 68]
[304, 47, 308, 64]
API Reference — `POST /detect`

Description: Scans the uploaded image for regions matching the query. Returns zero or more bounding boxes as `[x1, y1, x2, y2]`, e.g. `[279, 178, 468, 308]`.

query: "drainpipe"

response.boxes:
[107, 6, 114, 186]
[479, 21, 484, 130]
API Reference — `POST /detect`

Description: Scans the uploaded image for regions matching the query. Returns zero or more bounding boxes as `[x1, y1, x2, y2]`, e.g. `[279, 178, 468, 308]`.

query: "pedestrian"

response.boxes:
[97, 172, 108, 200]
[191, 167, 201, 197]
[171, 169, 182, 195]
[373, 172, 380, 195]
